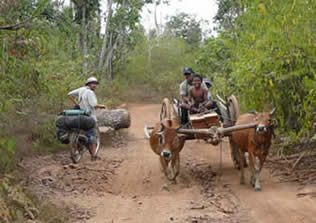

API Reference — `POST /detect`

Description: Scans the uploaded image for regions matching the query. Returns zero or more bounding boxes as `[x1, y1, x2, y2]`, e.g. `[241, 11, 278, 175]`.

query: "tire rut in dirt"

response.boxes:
[18, 130, 129, 222]
[21, 152, 123, 197]
[180, 155, 250, 222]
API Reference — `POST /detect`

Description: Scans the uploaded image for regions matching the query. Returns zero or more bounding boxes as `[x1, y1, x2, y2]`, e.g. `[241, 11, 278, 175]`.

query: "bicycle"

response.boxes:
[70, 127, 101, 163]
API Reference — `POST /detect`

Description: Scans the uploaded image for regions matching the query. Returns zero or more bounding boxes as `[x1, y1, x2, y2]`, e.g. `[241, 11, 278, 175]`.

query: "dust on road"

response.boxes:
[23, 104, 316, 223]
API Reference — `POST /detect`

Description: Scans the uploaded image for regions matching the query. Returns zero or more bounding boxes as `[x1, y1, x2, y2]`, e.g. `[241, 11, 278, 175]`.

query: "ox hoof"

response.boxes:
[255, 187, 261, 192]
[233, 162, 240, 170]
[250, 178, 255, 187]
[240, 178, 245, 185]
[171, 179, 177, 184]
[161, 184, 169, 191]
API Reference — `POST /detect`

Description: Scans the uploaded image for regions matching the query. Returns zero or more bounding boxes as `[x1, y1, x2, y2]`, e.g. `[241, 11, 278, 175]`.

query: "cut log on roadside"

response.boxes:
[96, 109, 131, 129]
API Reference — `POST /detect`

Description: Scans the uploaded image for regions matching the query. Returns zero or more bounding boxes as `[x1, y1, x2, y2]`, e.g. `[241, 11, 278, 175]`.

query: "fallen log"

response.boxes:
[96, 109, 131, 129]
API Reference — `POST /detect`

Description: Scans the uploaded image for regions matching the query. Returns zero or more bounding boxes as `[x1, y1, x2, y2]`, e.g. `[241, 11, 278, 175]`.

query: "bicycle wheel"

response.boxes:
[94, 128, 101, 156]
[71, 135, 83, 164]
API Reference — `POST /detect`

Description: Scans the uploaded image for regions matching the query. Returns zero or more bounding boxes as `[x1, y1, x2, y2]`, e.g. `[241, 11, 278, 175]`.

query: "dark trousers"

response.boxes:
[210, 101, 223, 122]
[180, 106, 189, 125]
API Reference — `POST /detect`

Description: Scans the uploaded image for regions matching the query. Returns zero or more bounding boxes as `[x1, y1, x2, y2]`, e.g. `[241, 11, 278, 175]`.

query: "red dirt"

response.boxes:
[23, 104, 316, 223]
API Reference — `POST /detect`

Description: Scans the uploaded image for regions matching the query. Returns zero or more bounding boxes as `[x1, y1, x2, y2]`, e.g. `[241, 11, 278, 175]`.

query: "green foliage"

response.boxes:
[165, 12, 203, 48]
[97, 78, 127, 108]
[118, 32, 195, 98]
[0, 175, 68, 222]
[0, 138, 16, 173]
[0, 175, 38, 223]
[0, 0, 94, 172]
[197, 0, 316, 136]
[214, 0, 243, 30]
[196, 35, 233, 95]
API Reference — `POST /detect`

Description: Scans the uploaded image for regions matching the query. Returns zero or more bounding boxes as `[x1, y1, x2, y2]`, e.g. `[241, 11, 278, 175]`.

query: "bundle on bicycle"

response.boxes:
[55, 76, 106, 163]
[56, 109, 100, 163]
[56, 76, 130, 163]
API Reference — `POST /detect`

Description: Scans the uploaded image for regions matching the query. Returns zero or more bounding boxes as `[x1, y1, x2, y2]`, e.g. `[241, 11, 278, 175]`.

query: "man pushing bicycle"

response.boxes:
[68, 77, 106, 161]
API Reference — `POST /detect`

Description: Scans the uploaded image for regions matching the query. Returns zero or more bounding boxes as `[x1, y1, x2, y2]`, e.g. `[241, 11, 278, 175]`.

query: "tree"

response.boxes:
[214, 0, 243, 30]
[71, 0, 101, 70]
[98, 0, 113, 71]
[198, 0, 316, 135]
[165, 12, 202, 48]
[196, 35, 233, 94]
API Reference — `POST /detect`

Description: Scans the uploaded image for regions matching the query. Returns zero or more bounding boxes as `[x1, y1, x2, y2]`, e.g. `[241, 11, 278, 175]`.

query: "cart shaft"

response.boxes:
[177, 123, 257, 137]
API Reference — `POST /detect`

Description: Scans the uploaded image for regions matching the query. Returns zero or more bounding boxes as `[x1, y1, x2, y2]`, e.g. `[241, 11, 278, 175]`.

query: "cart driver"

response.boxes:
[179, 67, 207, 102]
[190, 75, 224, 121]
[188, 74, 213, 113]
[179, 68, 208, 124]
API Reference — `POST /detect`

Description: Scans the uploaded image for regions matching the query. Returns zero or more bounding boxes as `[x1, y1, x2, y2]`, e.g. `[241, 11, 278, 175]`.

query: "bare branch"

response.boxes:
[0, 17, 33, 31]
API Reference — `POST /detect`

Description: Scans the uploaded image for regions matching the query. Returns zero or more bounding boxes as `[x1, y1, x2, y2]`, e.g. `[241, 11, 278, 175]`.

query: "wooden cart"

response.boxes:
[152, 95, 257, 169]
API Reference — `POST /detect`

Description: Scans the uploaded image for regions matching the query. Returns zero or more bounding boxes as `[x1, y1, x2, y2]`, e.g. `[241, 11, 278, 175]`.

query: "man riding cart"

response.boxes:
[179, 68, 223, 124]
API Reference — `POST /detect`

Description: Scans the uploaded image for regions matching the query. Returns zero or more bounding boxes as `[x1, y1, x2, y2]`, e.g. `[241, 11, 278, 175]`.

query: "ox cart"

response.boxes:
[145, 95, 257, 168]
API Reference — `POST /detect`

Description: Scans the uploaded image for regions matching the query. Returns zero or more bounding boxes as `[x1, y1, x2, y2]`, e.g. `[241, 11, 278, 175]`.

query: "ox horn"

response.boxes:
[160, 123, 165, 131]
[270, 107, 276, 115]
[176, 126, 183, 132]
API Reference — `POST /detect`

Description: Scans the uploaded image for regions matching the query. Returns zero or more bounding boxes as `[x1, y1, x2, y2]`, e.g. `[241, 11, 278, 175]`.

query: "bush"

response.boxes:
[196, 0, 316, 136]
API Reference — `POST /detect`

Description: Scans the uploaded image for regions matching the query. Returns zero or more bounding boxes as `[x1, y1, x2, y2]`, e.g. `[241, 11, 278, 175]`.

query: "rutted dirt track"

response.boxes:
[24, 104, 316, 223]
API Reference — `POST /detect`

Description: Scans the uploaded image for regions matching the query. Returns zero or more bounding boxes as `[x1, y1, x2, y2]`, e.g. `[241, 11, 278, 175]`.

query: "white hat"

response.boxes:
[85, 77, 99, 85]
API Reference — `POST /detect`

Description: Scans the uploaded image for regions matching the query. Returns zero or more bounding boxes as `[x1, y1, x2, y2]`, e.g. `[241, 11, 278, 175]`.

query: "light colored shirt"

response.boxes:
[179, 80, 207, 96]
[68, 86, 98, 121]
[207, 91, 212, 100]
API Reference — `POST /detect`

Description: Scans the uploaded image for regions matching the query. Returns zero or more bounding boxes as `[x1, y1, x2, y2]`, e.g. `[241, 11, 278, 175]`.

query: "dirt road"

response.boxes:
[26, 104, 316, 223]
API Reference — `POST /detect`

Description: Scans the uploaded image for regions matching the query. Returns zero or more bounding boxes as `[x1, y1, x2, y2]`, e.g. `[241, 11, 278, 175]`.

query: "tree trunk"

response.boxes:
[105, 34, 119, 79]
[98, 0, 113, 70]
[118, 0, 127, 71]
[96, 8, 101, 38]
[147, 36, 152, 68]
[96, 109, 131, 129]
[71, 1, 76, 20]
[154, 3, 160, 35]
[71, 1, 80, 52]
[107, 31, 113, 79]
[82, 4, 88, 70]
[120, 35, 126, 69]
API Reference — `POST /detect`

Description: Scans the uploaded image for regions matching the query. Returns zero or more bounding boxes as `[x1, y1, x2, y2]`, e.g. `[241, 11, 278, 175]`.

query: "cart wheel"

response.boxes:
[160, 98, 171, 121]
[227, 95, 240, 125]
[227, 95, 243, 169]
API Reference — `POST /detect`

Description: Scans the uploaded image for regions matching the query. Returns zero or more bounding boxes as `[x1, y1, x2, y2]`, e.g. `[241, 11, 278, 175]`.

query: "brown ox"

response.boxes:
[231, 108, 276, 191]
[148, 99, 186, 190]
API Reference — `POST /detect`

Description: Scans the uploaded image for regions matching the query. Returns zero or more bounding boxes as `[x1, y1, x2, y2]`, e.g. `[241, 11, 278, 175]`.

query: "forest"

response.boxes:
[0, 0, 315, 222]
